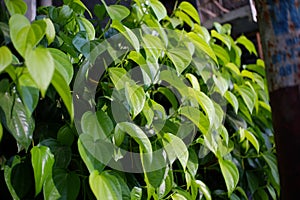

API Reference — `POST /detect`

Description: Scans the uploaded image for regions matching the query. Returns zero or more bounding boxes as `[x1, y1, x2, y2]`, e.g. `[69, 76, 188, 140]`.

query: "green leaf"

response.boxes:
[236, 35, 257, 56]
[17, 72, 39, 115]
[9, 15, 46, 57]
[125, 82, 146, 118]
[44, 18, 56, 45]
[234, 84, 255, 114]
[78, 138, 105, 173]
[178, 1, 200, 24]
[51, 69, 74, 121]
[89, 170, 122, 200]
[167, 47, 192, 75]
[0, 46, 12, 73]
[130, 187, 142, 200]
[43, 169, 80, 200]
[25, 47, 54, 96]
[180, 106, 210, 135]
[262, 152, 280, 189]
[48, 48, 74, 85]
[212, 44, 230, 64]
[194, 180, 212, 200]
[0, 91, 35, 151]
[163, 133, 189, 170]
[77, 17, 95, 40]
[67, 0, 92, 17]
[108, 67, 131, 90]
[150, 0, 167, 21]
[31, 146, 55, 196]
[106, 5, 130, 21]
[187, 32, 218, 64]
[244, 129, 260, 153]
[157, 87, 179, 109]
[57, 125, 74, 146]
[211, 30, 231, 50]
[117, 122, 152, 154]
[175, 10, 194, 28]
[4, 156, 21, 200]
[185, 73, 200, 91]
[127, 51, 146, 66]
[213, 74, 228, 95]
[111, 20, 139, 51]
[4, 0, 27, 15]
[224, 91, 239, 114]
[219, 158, 239, 196]
[225, 62, 241, 76]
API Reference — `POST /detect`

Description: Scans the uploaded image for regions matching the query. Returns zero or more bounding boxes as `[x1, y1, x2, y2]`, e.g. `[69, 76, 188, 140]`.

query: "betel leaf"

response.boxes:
[0, 46, 12, 73]
[43, 169, 80, 200]
[48, 48, 74, 85]
[225, 62, 241, 76]
[224, 91, 239, 114]
[77, 17, 95, 40]
[89, 170, 122, 200]
[116, 122, 152, 154]
[4, 0, 27, 15]
[213, 74, 228, 96]
[219, 158, 239, 196]
[9, 15, 46, 57]
[244, 129, 260, 153]
[166, 47, 192, 75]
[4, 156, 21, 200]
[106, 5, 130, 21]
[236, 35, 257, 56]
[108, 67, 130, 90]
[187, 32, 218, 65]
[163, 133, 189, 170]
[211, 30, 231, 50]
[125, 82, 146, 118]
[234, 84, 255, 114]
[175, 10, 194, 29]
[51, 69, 74, 121]
[194, 180, 212, 200]
[31, 146, 55, 196]
[111, 20, 139, 51]
[262, 152, 280, 188]
[81, 110, 113, 140]
[0, 91, 34, 151]
[179, 106, 210, 135]
[25, 47, 55, 97]
[178, 1, 200, 24]
[78, 137, 105, 173]
[157, 87, 179, 109]
[44, 18, 56, 45]
[150, 0, 167, 21]
[185, 73, 200, 91]
[17, 72, 39, 115]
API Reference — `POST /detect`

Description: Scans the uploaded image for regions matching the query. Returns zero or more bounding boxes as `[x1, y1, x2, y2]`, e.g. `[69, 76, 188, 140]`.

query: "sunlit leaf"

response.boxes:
[150, 0, 167, 21]
[0, 46, 12, 73]
[178, 1, 200, 24]
[4, 0, 27, 15]
[219, 158, 239, 196]
[107, 5, 130, 21]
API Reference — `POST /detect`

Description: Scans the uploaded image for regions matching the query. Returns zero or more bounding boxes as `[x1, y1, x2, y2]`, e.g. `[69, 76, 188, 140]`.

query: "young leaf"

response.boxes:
[236, 35, 257, 56]
[106, 5, 130, 21]
[4, 0, 27, 15]
[178, 1, 200, 24]
[219, 158, 239, 196]
[150, 0, 167, 21]
[31, 146, 55, 196]
[163, 133, 189, 170]
[51, 69, 74, 121]
[224, 91, 239, 114]
[0, 46, 12, 73]
[89, 170, 122, 200]
[130, 187, 142, 200]
[25, 47, 55, 97]
[44, 18, 56, 45]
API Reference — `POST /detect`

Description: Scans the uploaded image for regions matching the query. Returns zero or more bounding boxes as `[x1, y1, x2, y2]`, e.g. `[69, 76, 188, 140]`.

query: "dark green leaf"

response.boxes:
[0, 91, 34, 151]
[31, 146, 55, 196]
[57, 125, 74, 146]
[43, 169, 80, 200]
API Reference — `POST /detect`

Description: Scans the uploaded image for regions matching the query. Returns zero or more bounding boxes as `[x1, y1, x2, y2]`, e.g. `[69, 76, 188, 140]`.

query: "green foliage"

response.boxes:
[0, 0, 279, 200]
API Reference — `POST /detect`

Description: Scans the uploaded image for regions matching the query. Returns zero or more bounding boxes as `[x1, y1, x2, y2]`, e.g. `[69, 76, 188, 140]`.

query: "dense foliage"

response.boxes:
[0, 0, 279, 199]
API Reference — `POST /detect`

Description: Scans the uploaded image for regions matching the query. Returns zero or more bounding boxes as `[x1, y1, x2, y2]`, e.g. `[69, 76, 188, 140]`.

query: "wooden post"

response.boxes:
[255, 0, 300, 198]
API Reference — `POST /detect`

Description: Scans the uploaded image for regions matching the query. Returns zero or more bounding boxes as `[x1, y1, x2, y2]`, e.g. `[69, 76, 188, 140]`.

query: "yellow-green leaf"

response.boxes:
[0, 46, 12, 73]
